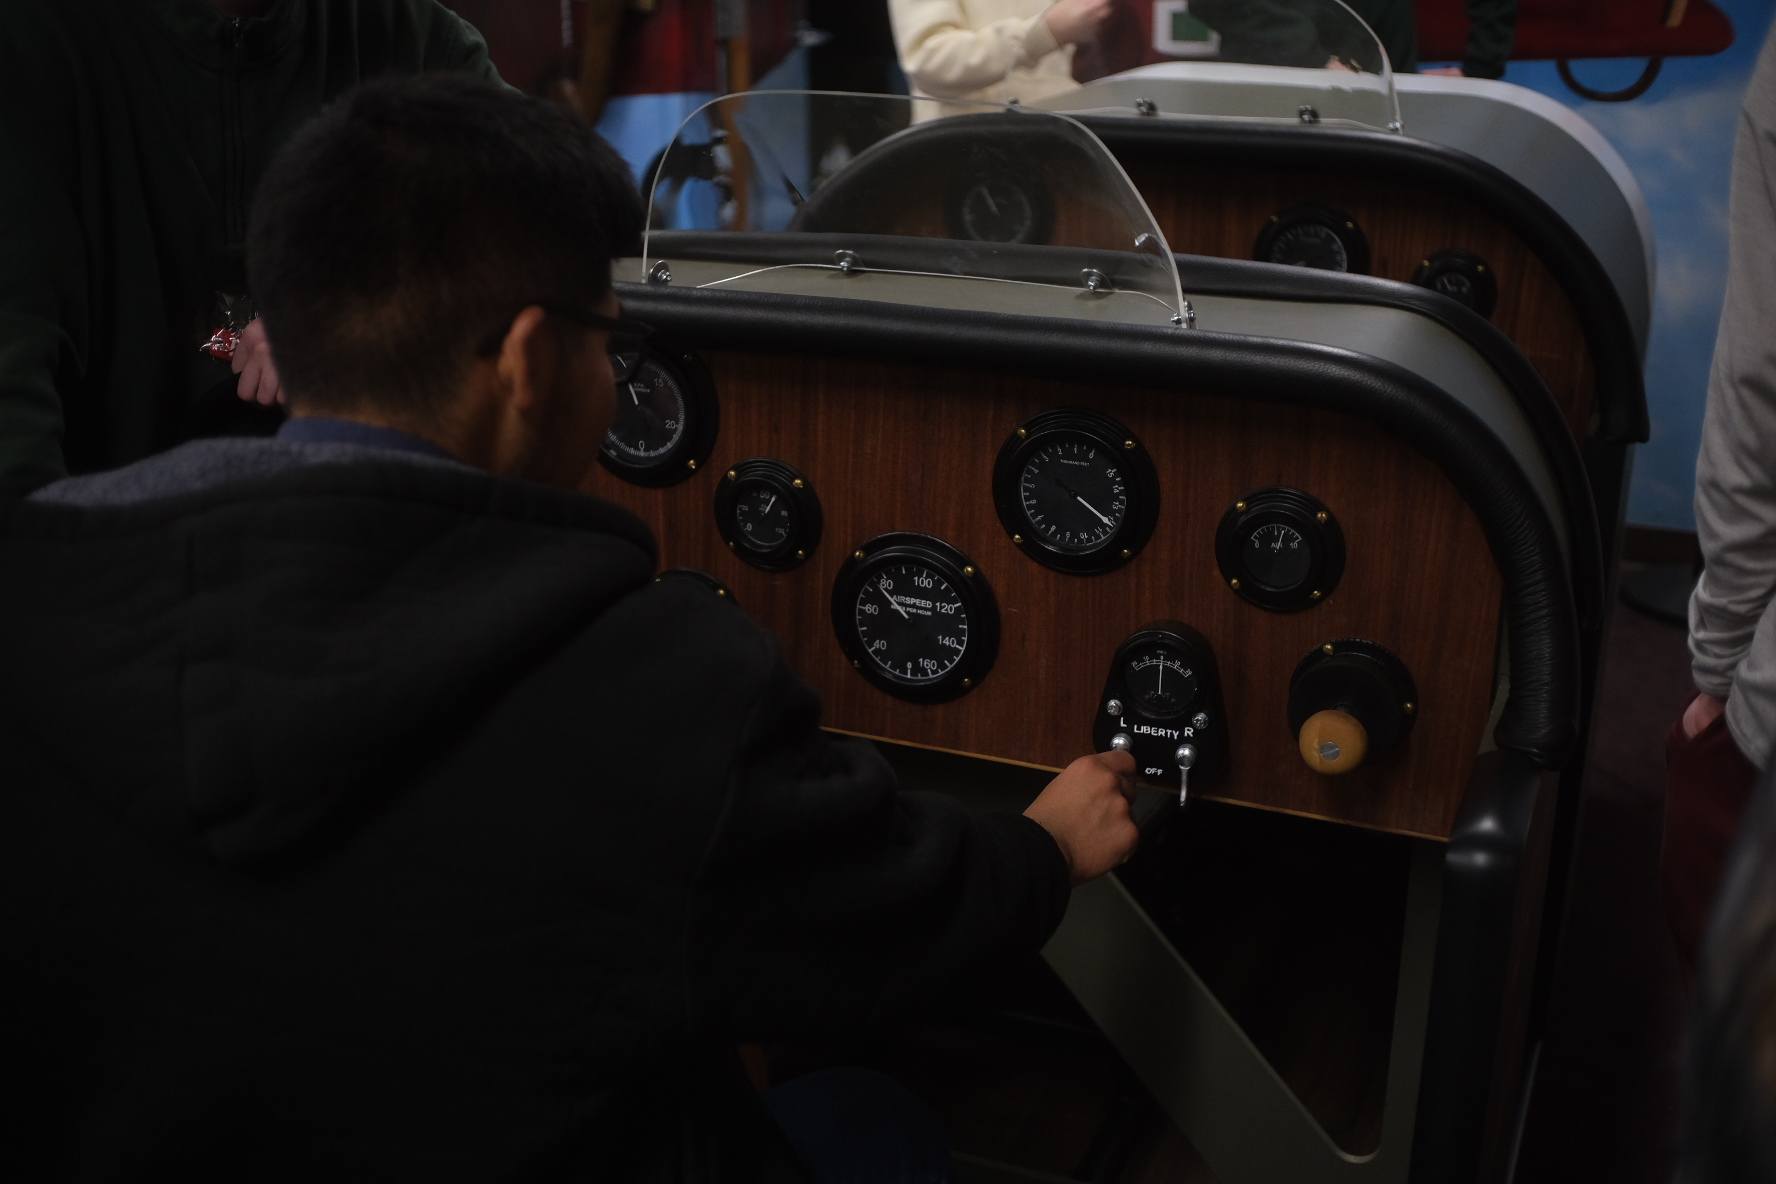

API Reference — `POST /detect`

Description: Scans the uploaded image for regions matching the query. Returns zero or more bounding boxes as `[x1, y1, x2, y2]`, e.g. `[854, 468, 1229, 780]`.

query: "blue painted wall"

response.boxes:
[1431, 0, 1776, 530]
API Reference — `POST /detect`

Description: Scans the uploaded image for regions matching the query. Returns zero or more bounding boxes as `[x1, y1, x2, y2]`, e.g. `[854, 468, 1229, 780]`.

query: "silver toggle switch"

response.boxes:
[1174, 743, 1198, 808]
[1110, 732, 1133, 754]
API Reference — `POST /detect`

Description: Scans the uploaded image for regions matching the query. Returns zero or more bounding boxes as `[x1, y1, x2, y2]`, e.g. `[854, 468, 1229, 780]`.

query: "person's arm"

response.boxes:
[1690, 42, 1776, 718]
[888, 0, 1066, 98]
[1461, 0, 1515, 79]
[0, 23, 81, 495]
[685, 648, 1134, 1039]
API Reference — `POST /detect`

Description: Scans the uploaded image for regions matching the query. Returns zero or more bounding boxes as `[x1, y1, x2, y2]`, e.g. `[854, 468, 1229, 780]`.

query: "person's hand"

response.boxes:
[1044, 0, 1114, 48]
[1423, 66, 1464, 76]
[1024, 750, 1139, 885]
[1683, 692, 1727, 740]
[232, 319, 284, 406]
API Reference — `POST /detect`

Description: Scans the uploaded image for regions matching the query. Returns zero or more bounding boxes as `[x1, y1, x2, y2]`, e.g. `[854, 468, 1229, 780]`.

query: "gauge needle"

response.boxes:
[628, 382, 641, 407]
[761, 493, 777, 514]
[1157, 660, 1165, 694]
[1074, 495, 1115, 528]
[878, 580, 910, 620]
[1272, 534, 1285, 552]
[981, 188, 1001, 216]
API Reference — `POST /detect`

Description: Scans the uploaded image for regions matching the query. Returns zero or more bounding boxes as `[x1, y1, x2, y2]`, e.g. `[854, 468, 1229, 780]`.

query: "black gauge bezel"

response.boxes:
[654, 568, 738, 606]
[713, 458, 823, 572]
[832, 532, 999, 703]
[598, 339, 719, 487]
[1215, 487, 1346, 612]
[992, 409, 1160, 575]
[1412, 249, 1499, 319]
[1287, 638, 1419, 753]
[1253, 204, 1370, 275]
[943, 154, 1053, 246]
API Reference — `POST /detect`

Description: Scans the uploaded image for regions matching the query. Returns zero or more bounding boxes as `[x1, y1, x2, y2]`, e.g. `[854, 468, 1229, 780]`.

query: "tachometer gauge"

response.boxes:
[714, 458, 822, 571]
[993, 410, 1160, 575]
[598, 341, 718, 487]
[833, 533, 999, 702]
[1254, 205, 1370, 274]
[1215, 487, 1346, 612]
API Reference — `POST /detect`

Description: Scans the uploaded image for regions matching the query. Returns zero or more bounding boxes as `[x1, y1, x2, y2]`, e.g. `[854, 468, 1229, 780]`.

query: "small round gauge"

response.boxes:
[1412, 249, 1499, 319]
[714, 458, 823, 571]
[1123, 645, 1200, 721]
[1215, 488, 1346, 612]
[1253, 205, 1370, 274]
[993, 410, 1160, 575]
[654, 568, 737, 605]
[833, 533, 999, 703]
[599, 341, 718, 487]
[946, 166, 1052, 245]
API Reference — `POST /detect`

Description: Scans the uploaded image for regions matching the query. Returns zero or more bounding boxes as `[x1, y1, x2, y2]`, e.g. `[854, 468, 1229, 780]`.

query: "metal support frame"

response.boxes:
[1042, 844, 1444, 1184]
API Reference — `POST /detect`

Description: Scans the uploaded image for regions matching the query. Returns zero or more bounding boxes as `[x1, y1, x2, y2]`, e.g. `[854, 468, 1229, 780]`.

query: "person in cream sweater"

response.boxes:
[888, 0, 1111, 112]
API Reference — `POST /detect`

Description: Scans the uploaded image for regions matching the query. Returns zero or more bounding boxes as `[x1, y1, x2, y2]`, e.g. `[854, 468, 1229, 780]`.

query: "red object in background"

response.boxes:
[447, 1, 802, 97]
[1075, 0, 1735, 82]
[1415, 0, 1733, 63]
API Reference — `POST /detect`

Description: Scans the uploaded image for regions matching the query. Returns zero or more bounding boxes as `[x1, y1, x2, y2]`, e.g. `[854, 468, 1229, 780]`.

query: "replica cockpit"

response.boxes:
[584, 10, 1650, 1169]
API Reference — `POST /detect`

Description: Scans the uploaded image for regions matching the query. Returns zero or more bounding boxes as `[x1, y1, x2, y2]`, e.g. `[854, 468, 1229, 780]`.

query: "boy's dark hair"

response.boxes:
[248, 75, 644, 413]
[1680, 769, 1776, 1184]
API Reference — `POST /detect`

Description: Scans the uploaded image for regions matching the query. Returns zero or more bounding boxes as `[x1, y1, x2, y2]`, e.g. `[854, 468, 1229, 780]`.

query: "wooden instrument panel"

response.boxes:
[810, 146, 1598, 444]
[586, 350, 1504, 840]
[1121, 160, 1598, 442]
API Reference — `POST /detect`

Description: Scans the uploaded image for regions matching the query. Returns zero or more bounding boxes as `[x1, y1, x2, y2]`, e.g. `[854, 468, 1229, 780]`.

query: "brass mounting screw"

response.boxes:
[1123, 439, 1136, 451]
[963, 565, 976, 577]
[1235, 500, 1247, 512]
[1120, 548, 1132, 559]
[1316, 511, 1328, 524]
[962, 678, 973, 688]
[1322, 643, 1336, 655]
[716, 589, 728, 598]
[1420, 259, 1431, 269]
[852, 659, 861, 668]
[687, 459, 699, 471]
[792, 478, 806, 490]
[1229, 577, 1242, 590]
[1016, 428, 1028, 440]
[854, 550, 866, 561]
[1309, 590, 1322, 601]
[795, 549, 806, 560]
[1012, 534, 1024, 545]
[1403, 702, 1417, 716]
[726, 469, 737, 481]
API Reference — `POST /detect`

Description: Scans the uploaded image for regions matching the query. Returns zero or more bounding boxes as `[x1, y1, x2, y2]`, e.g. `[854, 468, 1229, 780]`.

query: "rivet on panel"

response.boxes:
[795, 549, 806, 560]
[1012, 534, 1024, 545]
[1123, 439, 1136, 450]
[687, 459, 698, 471]
[726, 469, 737, 481]
[1229, 577, 1242, 590]
[1017, 428, 1028, 440]
[963, 565, 976, 577]
[1235, 500, 1247, 512]
[1403, 702, 1417, 716]
[1322, 643, 1336, 655]
[1120, 548, 1132, 559]
[1316, 511, 1328, 524]
[854, 550, 866, 561]
[792, 478, 806, 489]
[1310, 590, 1322, 601]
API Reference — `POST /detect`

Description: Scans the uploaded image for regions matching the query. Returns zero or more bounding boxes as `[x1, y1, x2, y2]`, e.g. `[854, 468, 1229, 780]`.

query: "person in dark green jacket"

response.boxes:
[0, 0, 498, 496]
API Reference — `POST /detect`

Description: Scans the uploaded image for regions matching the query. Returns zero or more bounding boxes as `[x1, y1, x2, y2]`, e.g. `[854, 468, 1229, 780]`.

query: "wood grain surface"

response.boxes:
[827, 149, 1599, 444]
[586, 350, 1503, 839]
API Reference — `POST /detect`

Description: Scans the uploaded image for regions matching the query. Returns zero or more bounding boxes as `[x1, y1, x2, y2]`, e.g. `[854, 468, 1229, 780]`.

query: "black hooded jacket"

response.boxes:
[0, 441, 1070, 1180]
[0, 0, 497, 495]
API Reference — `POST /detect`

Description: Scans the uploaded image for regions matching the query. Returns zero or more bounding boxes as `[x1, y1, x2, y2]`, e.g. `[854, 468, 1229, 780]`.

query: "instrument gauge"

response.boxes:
[1216, 488, 1346, 612]
[833, 533, 999, 702]
[1412, 249, 1499, 319]
[714, 458, 822, 572]
[993, 410, 1160, 575]
[1123, 646, 1200, 721]
[599, 341, 718, 487]
[1254, 205, 1370, 274]
[946, 158, 1052, 245]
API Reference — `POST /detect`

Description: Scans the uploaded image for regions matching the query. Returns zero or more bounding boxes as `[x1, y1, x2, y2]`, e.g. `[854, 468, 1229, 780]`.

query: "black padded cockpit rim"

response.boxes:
[615, 282, 1582, 768]
[1078, 116, 1650, 445]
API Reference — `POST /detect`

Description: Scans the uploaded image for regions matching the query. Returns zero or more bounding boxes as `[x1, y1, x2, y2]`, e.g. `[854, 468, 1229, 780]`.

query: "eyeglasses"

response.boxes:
[474, 306, 654, 358]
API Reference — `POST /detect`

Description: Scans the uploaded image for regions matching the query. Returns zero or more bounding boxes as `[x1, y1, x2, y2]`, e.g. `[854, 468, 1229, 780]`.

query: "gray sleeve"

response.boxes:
[1689, 31, 1776, 707]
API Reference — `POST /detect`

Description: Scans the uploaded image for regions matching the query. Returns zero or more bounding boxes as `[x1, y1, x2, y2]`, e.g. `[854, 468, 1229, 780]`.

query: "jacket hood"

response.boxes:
[2, 446, 655, 868]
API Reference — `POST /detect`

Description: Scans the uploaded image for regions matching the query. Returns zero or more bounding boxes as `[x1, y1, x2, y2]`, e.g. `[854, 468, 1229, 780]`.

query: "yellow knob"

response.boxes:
[1298, 709, 1368, 776]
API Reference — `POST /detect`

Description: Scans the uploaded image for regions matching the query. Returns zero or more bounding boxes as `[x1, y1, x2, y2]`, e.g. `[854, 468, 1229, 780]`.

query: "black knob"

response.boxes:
[1287, 641, 1417, 776]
